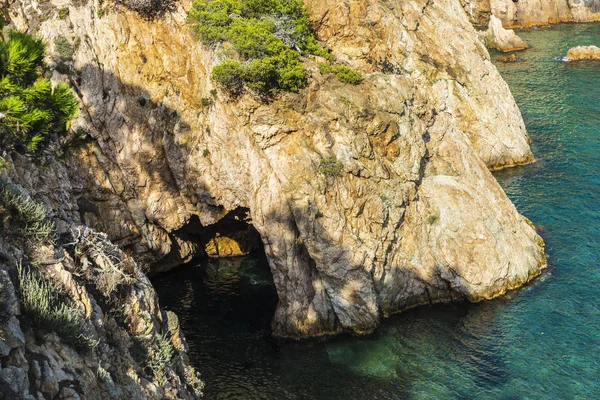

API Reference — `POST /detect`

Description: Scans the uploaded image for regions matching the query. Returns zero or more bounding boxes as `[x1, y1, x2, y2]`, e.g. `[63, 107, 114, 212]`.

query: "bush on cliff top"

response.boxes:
[0, 30, 79, 162]
[188, 0, 361, 98]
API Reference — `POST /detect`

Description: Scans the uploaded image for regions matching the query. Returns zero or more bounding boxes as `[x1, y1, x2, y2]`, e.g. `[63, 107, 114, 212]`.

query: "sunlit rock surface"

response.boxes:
[478, 15, 529, 52]
[7, 0, 545, 339]
[464, 0, 600, 27]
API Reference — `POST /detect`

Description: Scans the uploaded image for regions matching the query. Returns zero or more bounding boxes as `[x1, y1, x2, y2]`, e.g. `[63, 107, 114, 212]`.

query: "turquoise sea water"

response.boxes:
[153, 23, 600, 399]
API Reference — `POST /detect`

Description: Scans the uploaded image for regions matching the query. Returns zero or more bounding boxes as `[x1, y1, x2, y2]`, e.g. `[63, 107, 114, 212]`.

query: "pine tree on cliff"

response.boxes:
[0, 25, 78, 163]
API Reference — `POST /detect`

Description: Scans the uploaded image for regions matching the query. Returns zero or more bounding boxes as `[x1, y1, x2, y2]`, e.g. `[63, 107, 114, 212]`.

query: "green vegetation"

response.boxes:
[318, 62, 330, 75]
[183, 365, 205, 397]
[73, 36, 81, 53]
[17, 263, 96, 350]
[54, 35, 74, 62]
[201, 97, 214, 107]
[428, 214, 438, 224]
[331, 65, 362, 84]
[57, 127, 90, 162]
[145, 332, 175, 386]
[319, 62, 362, 84]
[212, 60, 246, 96]
[0, 30, 78, 160]
[70, 226, 136, 298]
[189, 0, 342, 98]
[58, 8, 70, 20]
[339, 95, 351, 106]
[97, 0, 106, 18]
[116, 0, 175, 18]
[0, 156, 9, 171]
[318, 156, 343, 177]
[0, 180, 53, 244]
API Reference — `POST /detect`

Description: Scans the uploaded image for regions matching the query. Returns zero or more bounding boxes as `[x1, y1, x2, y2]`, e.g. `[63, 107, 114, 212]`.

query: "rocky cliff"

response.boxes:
[4, 0, 546, 343]
[463, 0, 600, 28]
[0, 211, 203, 399]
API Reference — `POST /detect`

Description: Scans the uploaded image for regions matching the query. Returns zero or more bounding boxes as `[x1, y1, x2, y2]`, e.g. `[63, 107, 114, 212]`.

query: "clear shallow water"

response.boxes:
[154, 23, 600, 399]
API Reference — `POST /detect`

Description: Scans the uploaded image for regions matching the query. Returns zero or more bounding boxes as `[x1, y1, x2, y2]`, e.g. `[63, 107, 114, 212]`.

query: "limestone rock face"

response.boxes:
[465, 0, 600, 27]
[565, 45, 600, 60]
[304, 0, 534, 171]
[479, 15, 529, 52]
[6, 0, 545, 339]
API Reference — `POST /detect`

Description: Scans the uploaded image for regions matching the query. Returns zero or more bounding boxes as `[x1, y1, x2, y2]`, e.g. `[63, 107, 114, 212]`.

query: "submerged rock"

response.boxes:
[564, 45, 600, 61]
[479, 15, 529, 52]
[496, 53, 519, 63]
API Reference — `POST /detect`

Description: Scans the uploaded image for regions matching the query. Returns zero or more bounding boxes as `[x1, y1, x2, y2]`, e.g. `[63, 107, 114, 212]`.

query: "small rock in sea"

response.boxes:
[479, 15, 529, 52]
[564, 45, 600, 61]
[496, 53, 519, 63]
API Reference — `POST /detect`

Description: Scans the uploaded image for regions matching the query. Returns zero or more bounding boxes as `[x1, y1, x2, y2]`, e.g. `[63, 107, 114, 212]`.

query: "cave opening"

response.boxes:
[150, 207, 266, 275]
[196, 207, 263, 259]
[151, 207, 281, 396]
[172, 207, 264, 260]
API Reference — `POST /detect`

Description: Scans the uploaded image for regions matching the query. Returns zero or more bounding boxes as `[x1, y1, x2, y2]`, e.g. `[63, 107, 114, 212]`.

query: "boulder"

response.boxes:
[479, 15, 529, 52]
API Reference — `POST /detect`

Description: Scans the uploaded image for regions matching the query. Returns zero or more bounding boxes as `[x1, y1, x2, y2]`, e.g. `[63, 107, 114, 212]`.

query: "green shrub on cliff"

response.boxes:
[212, 60, 246, 96]
[318, 156, 343, 177]
[331, 65, 362, 84]
[0, 30, 78, 159]
[189, 0, 362, 98]
[17, 263, 96, 350]
[319, 62, 362, 84]
[116, 0, 176, 18]
[54, 35, 74, 62]
[0, 179, 53, 244]
[144, 332, 175, 386]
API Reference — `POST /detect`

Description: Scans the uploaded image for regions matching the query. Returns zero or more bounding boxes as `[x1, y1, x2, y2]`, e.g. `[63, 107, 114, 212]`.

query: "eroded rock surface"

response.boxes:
[496, 53, 520, 62]
[6, 0, 545, 339]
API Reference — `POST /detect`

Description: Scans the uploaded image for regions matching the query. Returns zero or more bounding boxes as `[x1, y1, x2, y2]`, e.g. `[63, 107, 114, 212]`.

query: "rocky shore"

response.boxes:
[4, 0, 546, 339]
[0, 0, 551, 397]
